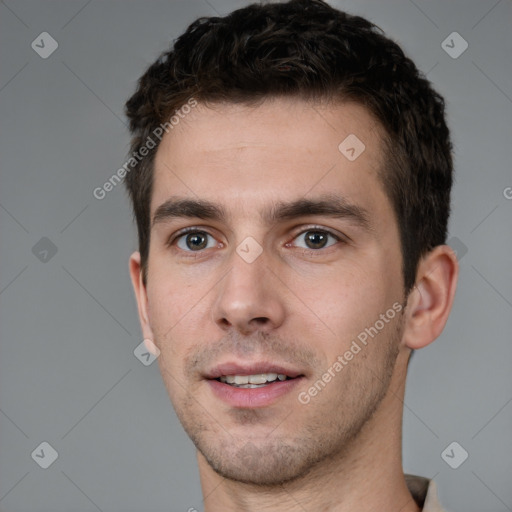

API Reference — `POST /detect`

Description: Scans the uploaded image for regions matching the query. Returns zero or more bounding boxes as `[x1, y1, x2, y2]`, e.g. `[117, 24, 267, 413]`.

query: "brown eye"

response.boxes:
[176, 231, 215, 251]
[292, 229, 339, 250]
[305, 231, 328, 249]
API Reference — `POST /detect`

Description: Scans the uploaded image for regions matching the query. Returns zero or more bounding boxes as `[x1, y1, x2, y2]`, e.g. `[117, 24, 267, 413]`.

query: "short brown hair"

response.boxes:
[124, 0, 453, 292]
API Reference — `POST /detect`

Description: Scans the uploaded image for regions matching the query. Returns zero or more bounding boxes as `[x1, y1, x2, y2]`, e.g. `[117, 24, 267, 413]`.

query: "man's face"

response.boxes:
[132, 98, 408, 485]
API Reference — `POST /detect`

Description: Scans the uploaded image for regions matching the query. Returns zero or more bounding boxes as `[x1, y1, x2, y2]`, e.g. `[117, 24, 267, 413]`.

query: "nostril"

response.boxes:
[252, 317, 270, 325]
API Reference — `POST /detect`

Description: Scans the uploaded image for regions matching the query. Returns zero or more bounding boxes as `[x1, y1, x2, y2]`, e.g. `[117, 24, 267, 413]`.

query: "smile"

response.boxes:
[217, 373, 291, 388]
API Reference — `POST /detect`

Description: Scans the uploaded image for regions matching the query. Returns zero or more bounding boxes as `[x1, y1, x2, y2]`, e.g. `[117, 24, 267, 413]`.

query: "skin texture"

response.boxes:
[129, 98, 458, 511]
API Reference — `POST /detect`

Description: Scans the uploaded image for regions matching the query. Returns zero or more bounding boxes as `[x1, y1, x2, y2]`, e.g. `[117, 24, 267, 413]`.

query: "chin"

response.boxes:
[197, 436, 319, 487]
[206, 454, 311, 487]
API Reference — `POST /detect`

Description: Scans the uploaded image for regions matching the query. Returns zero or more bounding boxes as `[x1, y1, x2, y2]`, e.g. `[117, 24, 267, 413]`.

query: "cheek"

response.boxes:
[294, 258, 397, 347]
[317, 284, 386, 341]
[147, 274, 215, 361]
[146, 280, 193, 346]
[147, 255, 208, 318]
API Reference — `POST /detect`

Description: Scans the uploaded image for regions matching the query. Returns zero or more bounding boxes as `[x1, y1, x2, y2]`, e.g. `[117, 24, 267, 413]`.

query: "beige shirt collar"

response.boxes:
[405, 474, 447, 512]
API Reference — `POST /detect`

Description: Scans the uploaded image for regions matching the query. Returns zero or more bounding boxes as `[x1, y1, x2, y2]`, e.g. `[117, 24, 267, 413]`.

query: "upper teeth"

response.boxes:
[219, 373, 288, 385]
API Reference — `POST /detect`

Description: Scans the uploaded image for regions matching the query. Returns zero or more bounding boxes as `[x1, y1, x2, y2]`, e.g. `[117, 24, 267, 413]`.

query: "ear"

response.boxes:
[129, 251, 154, 342]
[402, 245, 459, 350]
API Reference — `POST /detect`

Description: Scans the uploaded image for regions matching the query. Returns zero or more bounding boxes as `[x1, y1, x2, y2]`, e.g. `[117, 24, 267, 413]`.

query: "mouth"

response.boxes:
[216, 373, 294, 388]
[205, 363, 305, 408]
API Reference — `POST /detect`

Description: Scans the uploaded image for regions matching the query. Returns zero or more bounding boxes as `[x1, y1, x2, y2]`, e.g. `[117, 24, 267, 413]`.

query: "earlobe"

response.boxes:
[402, 245, 459, 350]
[129, 252, 154, 341]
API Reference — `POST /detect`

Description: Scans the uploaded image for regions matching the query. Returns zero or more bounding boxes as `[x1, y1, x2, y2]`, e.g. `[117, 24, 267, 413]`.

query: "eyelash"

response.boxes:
[286, 226, 343, 251]
[167, 226, 345, 254]
[167, 227, 221, 252]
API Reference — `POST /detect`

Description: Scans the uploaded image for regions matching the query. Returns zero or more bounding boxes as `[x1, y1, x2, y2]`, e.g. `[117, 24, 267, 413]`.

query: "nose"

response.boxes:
[212, 247, 286, 336]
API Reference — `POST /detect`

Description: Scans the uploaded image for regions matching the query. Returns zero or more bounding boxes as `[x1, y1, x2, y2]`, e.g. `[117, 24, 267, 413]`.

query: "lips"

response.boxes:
[204, 362, 305, 408]
[204, 362, 303, 380]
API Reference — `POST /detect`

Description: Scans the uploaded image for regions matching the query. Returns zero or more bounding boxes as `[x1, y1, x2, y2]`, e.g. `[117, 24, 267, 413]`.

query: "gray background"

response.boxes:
[0, 0, 511, 511]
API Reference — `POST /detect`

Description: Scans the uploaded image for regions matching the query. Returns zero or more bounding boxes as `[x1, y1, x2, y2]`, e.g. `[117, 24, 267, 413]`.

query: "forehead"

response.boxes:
[152, 98, 389, 221]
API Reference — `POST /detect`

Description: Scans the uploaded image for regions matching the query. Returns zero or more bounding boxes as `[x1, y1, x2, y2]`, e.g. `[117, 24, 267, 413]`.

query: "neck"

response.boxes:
[199, 350, 420, 512]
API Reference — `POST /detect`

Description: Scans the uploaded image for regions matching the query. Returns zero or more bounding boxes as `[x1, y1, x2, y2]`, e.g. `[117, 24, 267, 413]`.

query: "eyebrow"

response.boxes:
[152, 194, 372, 231]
